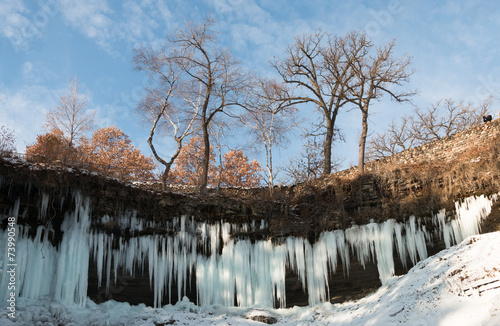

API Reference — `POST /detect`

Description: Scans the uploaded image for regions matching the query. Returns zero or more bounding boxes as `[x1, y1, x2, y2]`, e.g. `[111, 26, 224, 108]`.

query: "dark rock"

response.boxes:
[245, 310, 278, 324]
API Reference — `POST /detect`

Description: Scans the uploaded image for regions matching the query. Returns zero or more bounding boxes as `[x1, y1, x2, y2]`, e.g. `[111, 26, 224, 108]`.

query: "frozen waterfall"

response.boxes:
[0, 193, 496, 308]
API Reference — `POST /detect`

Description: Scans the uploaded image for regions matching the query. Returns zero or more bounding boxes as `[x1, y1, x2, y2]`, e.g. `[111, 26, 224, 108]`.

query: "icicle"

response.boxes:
[374, 220, 396, 284]
[39, 192, 50, 221]
[286, 237, 306, 290]
[221, 222, 231, 244]
[234, 240, 252, 307]
[54, 192, 91, 306]
[4, 188, 496, 310]
[394, 222, 407, 269]
[305, 240, 327, 306]
[452, 195, 492, 243]
[430, 195, 493, 248]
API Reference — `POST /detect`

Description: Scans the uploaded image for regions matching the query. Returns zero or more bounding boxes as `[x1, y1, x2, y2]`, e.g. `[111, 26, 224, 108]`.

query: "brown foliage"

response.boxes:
[80, 126, 156, 181]
[26, 129, 79, 163]
[26, 127, 156, 181]
[168, 136, 216, 185]
[219, 149, 262, 187]
[168, 137, 263, 188]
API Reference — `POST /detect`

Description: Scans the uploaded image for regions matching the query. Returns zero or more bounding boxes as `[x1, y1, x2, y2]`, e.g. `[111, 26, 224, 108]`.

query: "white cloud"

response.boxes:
[0, 84, 62, 151]
[57, 0, 181, 56]
[0, 0, 62, 50]
[21, 61, 59, 83]
[0, 1, 36, 50]
[58, 0, 118, 54]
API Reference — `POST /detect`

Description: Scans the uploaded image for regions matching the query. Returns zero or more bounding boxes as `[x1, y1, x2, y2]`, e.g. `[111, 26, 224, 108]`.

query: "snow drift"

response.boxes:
[2, 230, 499, 325]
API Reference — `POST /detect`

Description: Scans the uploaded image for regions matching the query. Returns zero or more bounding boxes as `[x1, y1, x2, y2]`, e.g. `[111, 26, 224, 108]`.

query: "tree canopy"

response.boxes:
[26, 127, 156, 181]
[80, 126, 157, 181]
[168, 136, 262, 188]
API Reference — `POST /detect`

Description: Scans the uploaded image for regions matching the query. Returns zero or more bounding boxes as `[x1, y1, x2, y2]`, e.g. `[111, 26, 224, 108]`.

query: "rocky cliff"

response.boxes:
[1, 120, 500, 308]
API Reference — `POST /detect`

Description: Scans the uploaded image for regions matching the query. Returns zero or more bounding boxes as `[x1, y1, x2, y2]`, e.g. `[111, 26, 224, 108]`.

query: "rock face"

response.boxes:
[1, 157, 499, 308]
[340, 119, 500, 173]
[1, 120, 500, 308]
[0, 158, 287, 233]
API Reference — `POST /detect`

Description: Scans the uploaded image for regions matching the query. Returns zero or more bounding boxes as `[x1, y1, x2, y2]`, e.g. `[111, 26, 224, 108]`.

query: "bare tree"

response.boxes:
[168, 17, 249, 192]
[367, 115, 416, 160]
[0, 125, 16, 156]
[412, 97, 490, 142]
[272, 30, 368, 176]
[349, 39, 415, 173]
[367, 97, 493, 159]
[284, 135, 344, 184]
[46, 77, 95, 148]
[134, 44, 200, 190]
[239, 78, 299, 191]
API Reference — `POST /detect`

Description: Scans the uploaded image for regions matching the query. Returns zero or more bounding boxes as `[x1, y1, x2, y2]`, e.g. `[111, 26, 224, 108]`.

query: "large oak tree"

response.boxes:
[272, 30, 368, 176]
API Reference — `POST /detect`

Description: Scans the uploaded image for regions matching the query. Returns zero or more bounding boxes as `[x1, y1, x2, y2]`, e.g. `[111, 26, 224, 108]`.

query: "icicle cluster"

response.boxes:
[0, 192, 91, 306]
[0, 193, 496, 309]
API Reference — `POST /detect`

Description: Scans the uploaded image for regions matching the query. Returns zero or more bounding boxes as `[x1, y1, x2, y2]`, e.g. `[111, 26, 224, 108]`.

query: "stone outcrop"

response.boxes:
[339, 119, 500, 177]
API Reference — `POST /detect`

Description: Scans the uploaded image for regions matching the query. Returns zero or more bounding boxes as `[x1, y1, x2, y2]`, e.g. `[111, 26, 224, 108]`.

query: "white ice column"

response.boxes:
[54, 193, 91, 306]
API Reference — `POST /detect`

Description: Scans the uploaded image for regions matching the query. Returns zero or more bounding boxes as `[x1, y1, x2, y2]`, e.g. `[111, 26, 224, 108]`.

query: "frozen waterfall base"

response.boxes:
[1, 183, 499, 308]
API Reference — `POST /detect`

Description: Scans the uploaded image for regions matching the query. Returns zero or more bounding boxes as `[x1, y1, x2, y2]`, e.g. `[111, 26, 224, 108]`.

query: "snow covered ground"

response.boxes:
[2, 231, 499, 326]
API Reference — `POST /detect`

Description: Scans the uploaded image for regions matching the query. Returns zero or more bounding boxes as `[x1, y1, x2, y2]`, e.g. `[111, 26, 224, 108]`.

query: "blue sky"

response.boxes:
[1, 0, 499, 180]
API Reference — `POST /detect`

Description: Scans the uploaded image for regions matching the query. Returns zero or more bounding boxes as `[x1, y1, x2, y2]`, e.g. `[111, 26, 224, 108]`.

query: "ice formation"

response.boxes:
[0, 192, 496, 309]
[0, 192, 91, 307]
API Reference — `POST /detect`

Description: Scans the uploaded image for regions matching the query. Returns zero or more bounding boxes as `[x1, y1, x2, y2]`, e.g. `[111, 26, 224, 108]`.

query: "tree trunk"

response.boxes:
[147, 126, 178, 192]
[323, 118, 334, 176]
[358, 109, 368, 174]
[200, 123, 210, 193]
[216, 145, 223, 192]
[266, 144, 274, 195]
[161, 164, 172, 191]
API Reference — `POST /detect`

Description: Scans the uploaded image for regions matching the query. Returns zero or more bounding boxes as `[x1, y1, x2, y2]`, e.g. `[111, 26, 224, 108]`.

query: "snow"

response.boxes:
[1, 231, 499, 325]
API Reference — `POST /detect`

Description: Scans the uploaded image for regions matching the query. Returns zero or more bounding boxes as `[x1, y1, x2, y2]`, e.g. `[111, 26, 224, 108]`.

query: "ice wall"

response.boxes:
[0, 193, 496, 309]
[0, 192, 91, 306]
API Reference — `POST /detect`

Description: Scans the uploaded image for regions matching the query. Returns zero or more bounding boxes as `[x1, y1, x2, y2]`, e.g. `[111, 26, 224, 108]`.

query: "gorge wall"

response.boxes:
[1, 119, 500, 309]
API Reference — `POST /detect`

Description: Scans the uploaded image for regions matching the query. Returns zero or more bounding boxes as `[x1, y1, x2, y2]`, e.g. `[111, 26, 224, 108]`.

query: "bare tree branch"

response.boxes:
[349, 38, 415, 173]
[272, 30, 370, 175]
[45, 77, 95, 149]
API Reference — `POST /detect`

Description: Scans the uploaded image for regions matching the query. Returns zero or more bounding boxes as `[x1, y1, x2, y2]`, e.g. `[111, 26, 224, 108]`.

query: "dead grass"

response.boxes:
[284, 135, 500, 227]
